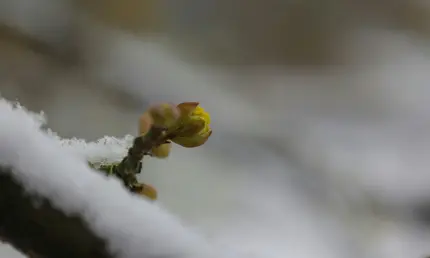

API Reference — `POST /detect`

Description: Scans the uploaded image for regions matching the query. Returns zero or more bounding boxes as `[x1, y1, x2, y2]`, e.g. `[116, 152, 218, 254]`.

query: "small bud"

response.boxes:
[135, 183, 158, 200]
[138, 101, 212, 150]
[170, 103, 212, 148]
[151, 142, 172, 158]
[176, 119, 206, 137]
[172, 129, 212, 148]
[138, 111, 153, 136]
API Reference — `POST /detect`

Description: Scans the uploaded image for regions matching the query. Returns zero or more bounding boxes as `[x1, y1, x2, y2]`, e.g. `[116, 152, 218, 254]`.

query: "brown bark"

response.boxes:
[0, 166, 114, 258]
[74, 0, 163, 34]
[0, 128, 167, 257]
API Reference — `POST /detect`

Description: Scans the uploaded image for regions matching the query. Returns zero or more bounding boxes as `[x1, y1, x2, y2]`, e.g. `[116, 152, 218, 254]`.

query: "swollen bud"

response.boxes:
[135, 183, 158, 200]
[151, 142, 172, 158]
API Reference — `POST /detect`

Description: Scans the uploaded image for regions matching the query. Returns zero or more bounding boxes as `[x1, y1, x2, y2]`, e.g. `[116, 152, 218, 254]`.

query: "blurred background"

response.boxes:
[1, 0, 430, 257]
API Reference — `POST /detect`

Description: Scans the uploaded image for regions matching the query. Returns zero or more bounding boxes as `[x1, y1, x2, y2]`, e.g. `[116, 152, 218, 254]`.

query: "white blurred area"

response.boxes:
[1, 0, 430, 258]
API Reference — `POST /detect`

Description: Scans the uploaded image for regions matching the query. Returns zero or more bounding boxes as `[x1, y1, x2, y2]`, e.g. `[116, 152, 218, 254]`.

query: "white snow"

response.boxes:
[0, 98, 220, 258]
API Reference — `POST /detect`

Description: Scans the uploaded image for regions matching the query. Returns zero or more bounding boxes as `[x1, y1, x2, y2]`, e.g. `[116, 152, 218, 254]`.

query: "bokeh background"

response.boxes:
[1, 0, 430, 257]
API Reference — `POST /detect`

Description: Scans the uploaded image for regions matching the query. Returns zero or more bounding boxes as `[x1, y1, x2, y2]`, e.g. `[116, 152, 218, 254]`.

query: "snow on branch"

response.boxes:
[0, 99, 215, 258]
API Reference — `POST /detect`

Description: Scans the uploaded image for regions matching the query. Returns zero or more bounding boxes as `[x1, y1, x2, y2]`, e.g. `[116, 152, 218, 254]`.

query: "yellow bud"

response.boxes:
[189, 105, 211, 125]
[138, 183, 158, 200]
[171, 103, 212, 148]
[176, 118, 206, 137]
[151, 142, 172, 158]
[172, 129, 212, 148]
[138, 101, 212, 149]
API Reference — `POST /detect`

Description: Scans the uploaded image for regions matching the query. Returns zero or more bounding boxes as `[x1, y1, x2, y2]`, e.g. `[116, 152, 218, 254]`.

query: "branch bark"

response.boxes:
[0, 166, 113, 258]
[0, 127, 167, 257]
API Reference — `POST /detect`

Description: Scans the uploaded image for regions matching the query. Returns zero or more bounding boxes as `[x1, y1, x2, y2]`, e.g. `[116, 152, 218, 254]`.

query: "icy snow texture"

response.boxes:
[0, 99, 219, 258]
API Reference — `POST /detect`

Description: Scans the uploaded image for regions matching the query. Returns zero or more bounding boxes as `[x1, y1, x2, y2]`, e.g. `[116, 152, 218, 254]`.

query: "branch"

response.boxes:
[0, 128, 167, 257]
[0, 24, 77, 65]
[114, 125, 166, 187]
[0, 166, 113, 258]
[95, 126, 166, 194]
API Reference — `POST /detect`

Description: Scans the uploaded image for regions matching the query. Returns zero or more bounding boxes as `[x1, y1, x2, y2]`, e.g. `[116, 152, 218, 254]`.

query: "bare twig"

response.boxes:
[96, 125, 167, 193]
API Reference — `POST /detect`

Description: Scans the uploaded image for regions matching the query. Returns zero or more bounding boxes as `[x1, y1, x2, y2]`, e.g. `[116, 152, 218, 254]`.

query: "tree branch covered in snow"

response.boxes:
[0, 166, 112, 258]
[0, 99, 215, 258]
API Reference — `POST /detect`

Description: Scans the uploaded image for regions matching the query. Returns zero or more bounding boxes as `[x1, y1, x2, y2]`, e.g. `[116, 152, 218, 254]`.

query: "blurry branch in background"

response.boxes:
[0, 24, 77, 65]
[0, 0, 165, 71]
[74, 0, 164, 35]
[165, 0, 430, 66]
[357, 0, 430, 35]
[210, 0, 343, 66]
[1, 0, 430, 69]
